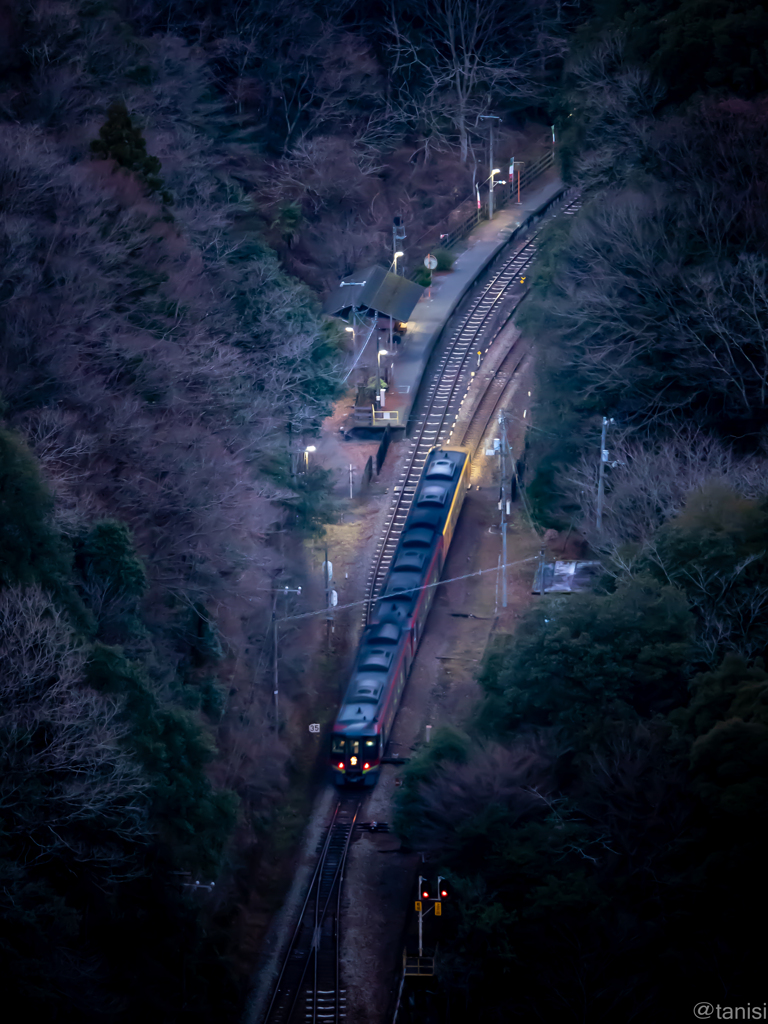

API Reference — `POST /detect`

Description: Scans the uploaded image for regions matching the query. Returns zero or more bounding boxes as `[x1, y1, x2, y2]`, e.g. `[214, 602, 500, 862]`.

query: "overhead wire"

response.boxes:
[276, 554, 540, 623]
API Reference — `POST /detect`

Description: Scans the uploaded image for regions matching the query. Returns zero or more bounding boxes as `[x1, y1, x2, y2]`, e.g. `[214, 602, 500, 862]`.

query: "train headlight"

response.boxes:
[350, 756, 358, 766]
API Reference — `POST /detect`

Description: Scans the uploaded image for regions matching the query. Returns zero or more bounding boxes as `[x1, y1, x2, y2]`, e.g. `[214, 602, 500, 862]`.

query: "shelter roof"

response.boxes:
[323, 265, 423, 323]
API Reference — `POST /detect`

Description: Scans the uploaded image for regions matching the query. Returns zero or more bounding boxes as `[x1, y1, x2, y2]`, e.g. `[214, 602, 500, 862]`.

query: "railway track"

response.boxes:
[263, 798, 362, 1024]
[456, 346, 531, 456]
[364, 191, 581, 621]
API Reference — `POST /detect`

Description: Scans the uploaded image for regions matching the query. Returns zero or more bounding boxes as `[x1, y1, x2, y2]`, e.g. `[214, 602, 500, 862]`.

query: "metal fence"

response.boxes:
[412, 149, 556, 261]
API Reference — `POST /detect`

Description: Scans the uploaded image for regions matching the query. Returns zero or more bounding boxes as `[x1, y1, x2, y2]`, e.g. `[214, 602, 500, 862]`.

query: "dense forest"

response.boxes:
[0, 0, 572, 1020]
[395, 1, 768, 1021]
[2, 0, 767, 1020]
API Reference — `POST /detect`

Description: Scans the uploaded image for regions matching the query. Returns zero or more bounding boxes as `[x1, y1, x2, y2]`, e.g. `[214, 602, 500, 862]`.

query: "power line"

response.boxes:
[276, 555, 540, 623]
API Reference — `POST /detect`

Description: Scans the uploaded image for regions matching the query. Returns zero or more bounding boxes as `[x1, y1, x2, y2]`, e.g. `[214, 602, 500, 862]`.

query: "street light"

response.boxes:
[377, 349, 389, 408]
[392, 250, 404, 273]
[479, 114, 502, 217]
[304, 444, 316, 469]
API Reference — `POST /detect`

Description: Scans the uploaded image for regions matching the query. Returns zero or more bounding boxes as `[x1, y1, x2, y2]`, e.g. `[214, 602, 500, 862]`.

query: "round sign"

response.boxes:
[424, 254, 438, 270]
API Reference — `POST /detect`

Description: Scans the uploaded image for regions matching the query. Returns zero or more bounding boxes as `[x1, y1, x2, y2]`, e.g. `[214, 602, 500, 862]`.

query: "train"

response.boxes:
[331, 445, 471, 786]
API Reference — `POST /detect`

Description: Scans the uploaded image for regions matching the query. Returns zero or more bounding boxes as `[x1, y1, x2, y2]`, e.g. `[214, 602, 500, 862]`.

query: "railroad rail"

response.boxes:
[263, 798, 362, 1024]
[456, 345, 532, 456]
[364, 191, 582, 621]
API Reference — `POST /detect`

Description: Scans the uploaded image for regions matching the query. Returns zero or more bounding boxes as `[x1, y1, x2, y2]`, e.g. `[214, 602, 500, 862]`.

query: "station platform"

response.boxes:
[343, 171, 567, 434]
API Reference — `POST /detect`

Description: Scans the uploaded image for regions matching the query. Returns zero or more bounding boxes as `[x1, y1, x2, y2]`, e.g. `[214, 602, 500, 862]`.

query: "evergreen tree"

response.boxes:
[91, 100, 172, 205]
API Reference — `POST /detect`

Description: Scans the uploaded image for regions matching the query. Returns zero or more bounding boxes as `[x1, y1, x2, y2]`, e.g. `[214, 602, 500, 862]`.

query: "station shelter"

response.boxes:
[324, 266, 423, 429]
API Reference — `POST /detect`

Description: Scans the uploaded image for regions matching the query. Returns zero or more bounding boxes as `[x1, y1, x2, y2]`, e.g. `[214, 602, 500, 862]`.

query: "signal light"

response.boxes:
[421, 889, 430, 899]
[438, 875, 449, 900]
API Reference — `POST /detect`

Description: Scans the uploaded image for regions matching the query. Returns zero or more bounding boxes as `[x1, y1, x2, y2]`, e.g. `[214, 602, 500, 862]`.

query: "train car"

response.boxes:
[331, 445, 471, 786]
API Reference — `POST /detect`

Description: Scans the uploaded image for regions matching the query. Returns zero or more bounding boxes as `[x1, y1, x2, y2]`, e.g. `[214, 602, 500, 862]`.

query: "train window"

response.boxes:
[350, 740, 360, 756]
[331, 737, 345, 755]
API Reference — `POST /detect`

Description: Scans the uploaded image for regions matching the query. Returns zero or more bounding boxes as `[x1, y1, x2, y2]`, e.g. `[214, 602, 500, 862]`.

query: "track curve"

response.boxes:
[364, 191, 581, 622]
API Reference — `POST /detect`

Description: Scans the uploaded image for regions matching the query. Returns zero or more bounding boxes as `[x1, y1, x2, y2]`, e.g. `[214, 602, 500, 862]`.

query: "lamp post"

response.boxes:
[304, 444, 316, 470]
[393, 217, 406, 273]
[377, 349, 389, 408]
[479, 114, 502, 218]
[390, 254, 404, 352]
[489, 168, 501, 219]
[478, 170, 504, 220]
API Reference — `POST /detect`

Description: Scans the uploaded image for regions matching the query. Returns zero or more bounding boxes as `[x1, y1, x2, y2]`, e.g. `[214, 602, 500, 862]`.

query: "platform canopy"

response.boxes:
[323, 264, 423, 323]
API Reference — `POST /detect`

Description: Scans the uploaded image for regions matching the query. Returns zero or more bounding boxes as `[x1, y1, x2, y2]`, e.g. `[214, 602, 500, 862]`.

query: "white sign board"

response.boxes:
[322, 560, 333, 584]
[308, 723, 321, 734]
[424, 254, 438, 270]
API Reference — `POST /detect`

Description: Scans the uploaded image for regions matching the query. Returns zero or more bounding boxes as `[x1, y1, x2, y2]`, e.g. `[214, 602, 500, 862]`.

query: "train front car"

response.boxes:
[332, 446, 470, 786]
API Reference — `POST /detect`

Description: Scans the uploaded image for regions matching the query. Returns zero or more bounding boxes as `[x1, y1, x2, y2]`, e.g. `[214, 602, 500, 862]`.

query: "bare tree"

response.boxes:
[0, 586, 147, 866]
[403, 732, 561, 855]
[561, 426, 768, 557]
[387, 0, 544, 161]
[543, 191, 768, 427]
[565, 33, 664, 193]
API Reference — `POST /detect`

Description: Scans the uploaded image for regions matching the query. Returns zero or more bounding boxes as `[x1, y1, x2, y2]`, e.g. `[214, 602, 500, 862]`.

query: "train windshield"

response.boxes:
[331, 737, 379, 760]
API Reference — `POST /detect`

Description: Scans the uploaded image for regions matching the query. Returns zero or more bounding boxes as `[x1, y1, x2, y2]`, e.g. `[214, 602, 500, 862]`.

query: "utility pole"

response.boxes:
[596, 416, 613, 532]
[271, 581, 301, 730]
[323, 549, 333, 650]
[271, 586, 279, 728]
[498, 411, 509, 608]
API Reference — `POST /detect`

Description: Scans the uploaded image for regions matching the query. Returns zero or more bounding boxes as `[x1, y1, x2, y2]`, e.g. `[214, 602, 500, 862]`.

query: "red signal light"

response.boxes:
[421, 890, 429, 899]
[440, 889, 447, 897]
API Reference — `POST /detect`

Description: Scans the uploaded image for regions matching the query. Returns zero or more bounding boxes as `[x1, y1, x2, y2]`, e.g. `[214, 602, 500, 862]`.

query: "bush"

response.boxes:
[433, 247, 456, 271]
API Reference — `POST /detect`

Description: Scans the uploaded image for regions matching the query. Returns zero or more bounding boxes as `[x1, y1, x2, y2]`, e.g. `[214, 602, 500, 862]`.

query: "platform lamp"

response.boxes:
[393, 217, 406, 273]
[377, 349, 389, 408]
